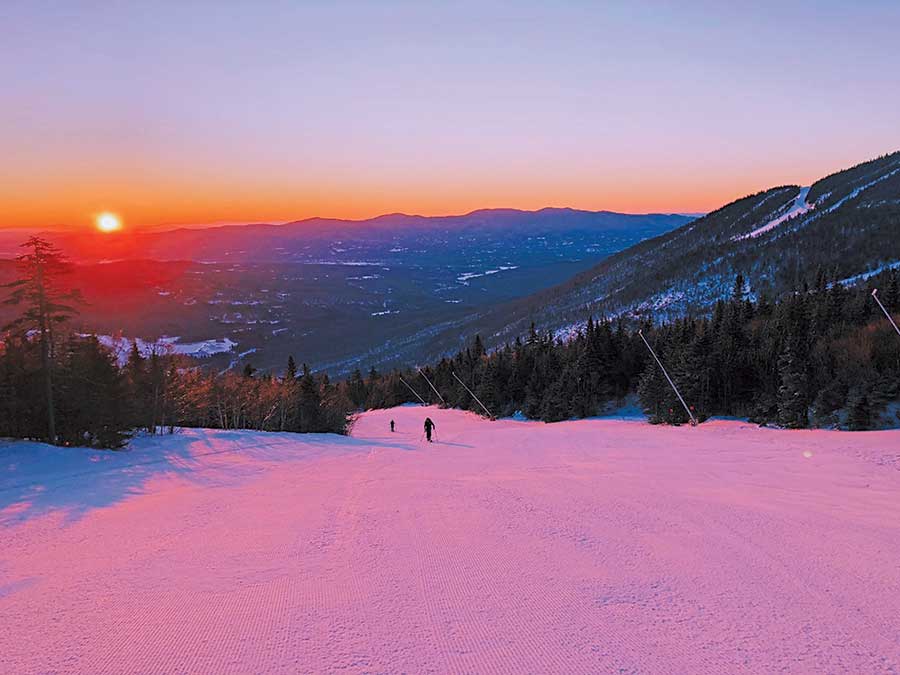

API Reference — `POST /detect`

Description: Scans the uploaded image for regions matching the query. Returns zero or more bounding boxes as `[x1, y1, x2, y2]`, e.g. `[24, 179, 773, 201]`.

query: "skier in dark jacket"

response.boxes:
[424, 417, 436, 442]
[390, 420, 395, 432]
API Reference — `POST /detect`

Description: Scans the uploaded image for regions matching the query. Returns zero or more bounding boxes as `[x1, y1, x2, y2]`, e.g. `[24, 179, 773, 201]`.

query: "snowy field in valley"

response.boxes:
[2, 406, 899, 673]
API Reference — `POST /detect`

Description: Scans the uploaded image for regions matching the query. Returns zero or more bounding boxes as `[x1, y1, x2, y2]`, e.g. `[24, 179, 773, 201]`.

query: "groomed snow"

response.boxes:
[2, 407, 899, 673]
[735, 186, 812, 240]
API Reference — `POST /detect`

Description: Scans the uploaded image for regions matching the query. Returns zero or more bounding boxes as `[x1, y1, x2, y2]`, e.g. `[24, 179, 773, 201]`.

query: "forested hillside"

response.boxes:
[364, 269, 900, 430]
[413, 152, 900, 360]
[2, 247, 899, 448]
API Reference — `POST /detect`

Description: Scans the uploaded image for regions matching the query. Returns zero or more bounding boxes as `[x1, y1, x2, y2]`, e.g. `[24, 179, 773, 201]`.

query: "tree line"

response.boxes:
[2, 237, 899, 449]
[362, 271, 900, 430]
[0, 238, 353, 447]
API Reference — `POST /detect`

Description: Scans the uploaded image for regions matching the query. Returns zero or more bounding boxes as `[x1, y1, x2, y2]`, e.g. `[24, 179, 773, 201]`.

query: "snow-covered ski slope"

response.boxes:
[2, 406, 899, 673]
[735, 186, 812, 240]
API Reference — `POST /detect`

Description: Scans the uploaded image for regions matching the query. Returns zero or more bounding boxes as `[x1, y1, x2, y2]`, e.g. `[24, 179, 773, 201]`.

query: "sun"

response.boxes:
[96, 212, 122, 233]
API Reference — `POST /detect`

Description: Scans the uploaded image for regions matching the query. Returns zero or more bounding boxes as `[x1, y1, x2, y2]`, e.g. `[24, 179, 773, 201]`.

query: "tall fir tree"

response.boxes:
[777, 347, 808, 429]
[2, 237, 81, 443]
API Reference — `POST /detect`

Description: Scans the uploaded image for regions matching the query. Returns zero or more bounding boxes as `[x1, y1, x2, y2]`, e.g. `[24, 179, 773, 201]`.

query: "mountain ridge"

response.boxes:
[390, 150, 900, 367]
[1, 207, 694, 263]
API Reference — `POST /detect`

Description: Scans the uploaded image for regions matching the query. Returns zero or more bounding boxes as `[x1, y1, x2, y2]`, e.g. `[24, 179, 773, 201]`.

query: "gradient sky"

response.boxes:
[3, 0, 899, 231]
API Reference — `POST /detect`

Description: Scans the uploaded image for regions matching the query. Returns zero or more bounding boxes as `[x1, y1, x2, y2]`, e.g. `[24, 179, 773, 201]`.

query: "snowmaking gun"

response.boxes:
[638, 329, 698, 427]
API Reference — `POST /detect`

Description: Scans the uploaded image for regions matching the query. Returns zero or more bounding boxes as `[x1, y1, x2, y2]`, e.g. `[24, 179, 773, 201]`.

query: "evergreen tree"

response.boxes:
[57, 336, 130, 447]
[2, 237, 81, 443]
[777, 347, 808, 429]
[846, 387, 872, 431]
[297, 364, 321, 432]
[731, 273, 746, 303]
[124, 341, 148, 428]
[885, 270, 900, 311]
[347, 368, 367, 408]
[286, 355, 298, 380]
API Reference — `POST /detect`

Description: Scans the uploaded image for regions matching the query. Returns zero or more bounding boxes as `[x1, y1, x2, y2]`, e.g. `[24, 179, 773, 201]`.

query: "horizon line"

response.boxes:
[0, 205, 707, 234]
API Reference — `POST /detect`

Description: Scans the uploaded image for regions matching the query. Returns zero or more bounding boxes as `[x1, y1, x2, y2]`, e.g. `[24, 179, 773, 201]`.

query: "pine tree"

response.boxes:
[673, 333, 709, 423]
[57, 336, 130, 447]
[124, 340, 148, 429]
[286, 355, 298, 380]
[476, 359, 502, 417]
[637, 363, 670, 424]
[297, 364, 321, 432]
[731, 273, 746, 303]
[885, 269, 900, 311]
[846, 387, 872, 431]
[347, 368, 367, 408]
[539, 372, 570, 422]
[777, 347, 808, 429]
[279, 356, 299, 431]
[2, 237, 81, 443]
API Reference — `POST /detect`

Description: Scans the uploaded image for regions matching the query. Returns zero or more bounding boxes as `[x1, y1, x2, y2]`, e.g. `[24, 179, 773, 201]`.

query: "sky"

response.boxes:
[2, 0, 899, 231]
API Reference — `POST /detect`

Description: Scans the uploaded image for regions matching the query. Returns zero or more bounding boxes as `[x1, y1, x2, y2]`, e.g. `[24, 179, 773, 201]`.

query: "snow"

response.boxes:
[2, 406, 899, 672]
[734, 186, 812, 240]
[457, 266, 519, 283]
[820, 167, 900, 215]
[835, 260, 900, 287]
[93, 335, 238, 364]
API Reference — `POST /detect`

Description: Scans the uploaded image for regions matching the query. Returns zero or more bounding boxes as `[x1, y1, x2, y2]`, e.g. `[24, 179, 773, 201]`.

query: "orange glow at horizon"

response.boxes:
[0, 150, 886, 232]
[0, 170, 803, 232]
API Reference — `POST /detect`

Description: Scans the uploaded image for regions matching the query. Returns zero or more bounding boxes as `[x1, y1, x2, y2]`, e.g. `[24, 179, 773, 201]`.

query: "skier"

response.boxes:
[390, 419, 395, 433]
[424, 417, 436, 442]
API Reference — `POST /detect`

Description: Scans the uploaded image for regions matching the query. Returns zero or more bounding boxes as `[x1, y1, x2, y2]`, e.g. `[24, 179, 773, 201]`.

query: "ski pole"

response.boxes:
[638, 329, 698, 427]
[872, 289, 900, 337]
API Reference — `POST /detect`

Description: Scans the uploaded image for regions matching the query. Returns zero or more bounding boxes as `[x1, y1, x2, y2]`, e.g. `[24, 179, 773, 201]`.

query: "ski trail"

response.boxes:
[734, 186, 812, 240]
[1, 408, 899, 672]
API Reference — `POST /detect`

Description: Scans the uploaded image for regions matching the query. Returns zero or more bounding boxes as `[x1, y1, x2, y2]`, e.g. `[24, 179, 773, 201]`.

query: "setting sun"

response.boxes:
[96, 212, 122, 233]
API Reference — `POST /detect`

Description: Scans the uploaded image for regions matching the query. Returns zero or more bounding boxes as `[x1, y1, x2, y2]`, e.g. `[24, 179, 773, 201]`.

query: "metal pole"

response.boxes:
[451, 371, 495, 419]
[418, 368, 446, 405]
[872, 289, 900, 337]
[398, 375, 427, 405]
[638, 329, 698, 426]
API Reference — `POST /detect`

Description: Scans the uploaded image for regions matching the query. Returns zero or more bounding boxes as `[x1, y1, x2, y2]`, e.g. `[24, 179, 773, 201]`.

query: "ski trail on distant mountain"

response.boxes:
[735, 186, 812, 240]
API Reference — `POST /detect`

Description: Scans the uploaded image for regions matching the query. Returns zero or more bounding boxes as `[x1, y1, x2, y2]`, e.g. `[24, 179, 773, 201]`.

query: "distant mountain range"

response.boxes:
[0, 208, 693, 264]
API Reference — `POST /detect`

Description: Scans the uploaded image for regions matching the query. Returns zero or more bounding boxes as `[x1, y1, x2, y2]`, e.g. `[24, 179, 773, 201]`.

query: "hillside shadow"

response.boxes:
[0, 430, 412, 527]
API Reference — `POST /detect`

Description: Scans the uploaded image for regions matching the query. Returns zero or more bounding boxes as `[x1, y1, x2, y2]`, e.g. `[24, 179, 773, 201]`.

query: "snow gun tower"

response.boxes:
[398, 375, 427, 405]
[418, 368, 446, 406]
[451, 371, 496, 420]
[638, 329, 698, 427]
[872, 289, 900, 338]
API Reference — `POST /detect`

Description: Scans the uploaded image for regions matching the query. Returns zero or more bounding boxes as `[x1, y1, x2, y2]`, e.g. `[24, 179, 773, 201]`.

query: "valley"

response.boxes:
[0, 209, 689, 375]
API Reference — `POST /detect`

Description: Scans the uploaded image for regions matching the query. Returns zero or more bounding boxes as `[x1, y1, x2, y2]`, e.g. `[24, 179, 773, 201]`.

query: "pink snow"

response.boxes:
[2, 406, 899, 673]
